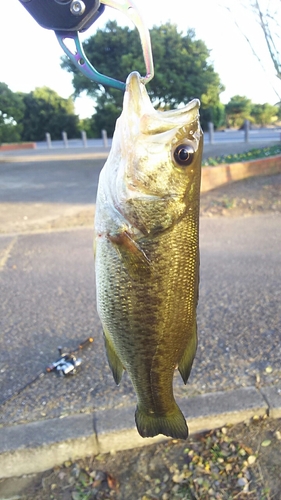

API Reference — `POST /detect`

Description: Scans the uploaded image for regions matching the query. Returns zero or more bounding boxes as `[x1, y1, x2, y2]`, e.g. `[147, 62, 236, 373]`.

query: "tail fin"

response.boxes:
[135, 404, 188, 440]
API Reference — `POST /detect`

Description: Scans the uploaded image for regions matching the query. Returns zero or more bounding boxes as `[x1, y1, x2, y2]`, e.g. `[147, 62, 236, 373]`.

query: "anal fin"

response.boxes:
[178, 320, 198, 385]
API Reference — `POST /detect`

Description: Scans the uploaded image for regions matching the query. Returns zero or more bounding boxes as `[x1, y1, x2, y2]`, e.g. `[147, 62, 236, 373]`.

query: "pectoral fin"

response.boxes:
[103, 331, 124, 385]
[178, 320, 198, 385]
[108, 231, 152, 279]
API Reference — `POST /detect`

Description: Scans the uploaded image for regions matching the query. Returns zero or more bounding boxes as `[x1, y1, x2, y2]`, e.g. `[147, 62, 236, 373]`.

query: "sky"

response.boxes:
[0, 0, 280, 118]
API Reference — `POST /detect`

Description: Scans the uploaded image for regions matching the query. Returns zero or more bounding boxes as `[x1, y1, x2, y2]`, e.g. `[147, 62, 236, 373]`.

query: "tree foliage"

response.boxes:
[251, 102, 278, 126]
[225, 95, 252, 128]
[18, 87, 79, 141]
[1, 84, 80, 143]
[0, 82, 25, 144]
[225, 94, 278, 127]
[61, 21, 225, 132]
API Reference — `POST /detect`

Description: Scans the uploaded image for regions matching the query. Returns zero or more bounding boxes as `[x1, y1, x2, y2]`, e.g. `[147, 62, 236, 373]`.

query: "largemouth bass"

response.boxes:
[94, 71, 203, 440]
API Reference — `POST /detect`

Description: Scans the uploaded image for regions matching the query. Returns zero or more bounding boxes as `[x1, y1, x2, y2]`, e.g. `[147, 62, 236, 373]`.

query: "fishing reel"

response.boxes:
[46, 347, 82, 376]
[46, 337, 94, 376]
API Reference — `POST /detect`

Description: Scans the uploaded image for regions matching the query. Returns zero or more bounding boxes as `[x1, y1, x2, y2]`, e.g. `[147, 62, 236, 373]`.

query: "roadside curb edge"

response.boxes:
[0, 384, 280, 479]
[201, 154, 281, 192]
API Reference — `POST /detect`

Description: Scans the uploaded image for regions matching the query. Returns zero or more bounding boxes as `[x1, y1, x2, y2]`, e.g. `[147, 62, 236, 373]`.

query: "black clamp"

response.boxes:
[19, 0, 104, 32]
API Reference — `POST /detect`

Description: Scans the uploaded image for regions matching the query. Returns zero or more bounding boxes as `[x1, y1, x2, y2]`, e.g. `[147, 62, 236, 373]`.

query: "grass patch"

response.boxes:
[203, 144, 281, 167]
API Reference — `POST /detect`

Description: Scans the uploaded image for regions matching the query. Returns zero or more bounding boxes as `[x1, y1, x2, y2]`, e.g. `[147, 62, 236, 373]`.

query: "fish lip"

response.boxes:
[125, 71, 144, 95]
[124, 71, 154, 116]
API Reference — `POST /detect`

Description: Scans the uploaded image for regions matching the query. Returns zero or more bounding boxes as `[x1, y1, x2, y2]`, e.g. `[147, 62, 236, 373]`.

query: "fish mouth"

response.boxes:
[124, 72, 200, 133]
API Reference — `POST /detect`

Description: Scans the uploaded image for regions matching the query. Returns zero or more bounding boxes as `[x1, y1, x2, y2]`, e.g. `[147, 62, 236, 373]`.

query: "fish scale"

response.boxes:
[94, 71, 203, 439]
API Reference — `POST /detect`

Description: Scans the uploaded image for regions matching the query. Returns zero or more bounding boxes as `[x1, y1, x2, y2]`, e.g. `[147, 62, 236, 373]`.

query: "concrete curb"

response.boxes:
[0, 143, 36, 152]
[201, 154, 281, 192]
[1, 385, 280, 479]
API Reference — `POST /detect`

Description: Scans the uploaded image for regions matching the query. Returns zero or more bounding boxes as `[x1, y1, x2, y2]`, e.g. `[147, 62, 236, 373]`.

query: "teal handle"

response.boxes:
[56, 30, 126, 91]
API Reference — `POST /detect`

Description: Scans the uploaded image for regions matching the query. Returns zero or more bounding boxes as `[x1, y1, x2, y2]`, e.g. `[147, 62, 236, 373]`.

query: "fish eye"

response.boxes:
[173, 144, 194, 167]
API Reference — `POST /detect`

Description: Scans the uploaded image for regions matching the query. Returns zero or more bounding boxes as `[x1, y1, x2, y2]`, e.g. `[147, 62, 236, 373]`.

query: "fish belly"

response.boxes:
[95, 212, 199, 439]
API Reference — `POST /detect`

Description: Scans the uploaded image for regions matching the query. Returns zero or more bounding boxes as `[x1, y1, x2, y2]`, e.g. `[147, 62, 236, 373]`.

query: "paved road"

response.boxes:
[0, 220, 280, 425]
[0, 154, 280, 428]
[1, 140, 280, 167]
[28, 127, 281, 148]
[0, 158, 102, 233]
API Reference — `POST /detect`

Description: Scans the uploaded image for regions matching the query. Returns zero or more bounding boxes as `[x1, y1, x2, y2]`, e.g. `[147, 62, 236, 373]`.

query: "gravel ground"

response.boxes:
[200, 172, 281, 218]
[46, 170, 281, 227]
[0, 172, 280, 500]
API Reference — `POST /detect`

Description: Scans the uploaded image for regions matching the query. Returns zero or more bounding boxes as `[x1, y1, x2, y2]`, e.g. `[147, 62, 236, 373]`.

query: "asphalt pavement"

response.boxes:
[0, 147, 280, 478]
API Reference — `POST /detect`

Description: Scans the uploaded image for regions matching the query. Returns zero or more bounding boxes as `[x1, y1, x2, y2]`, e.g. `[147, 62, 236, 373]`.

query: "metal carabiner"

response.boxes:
[56, 0, 154, 91]
[101, 0, 154, 85]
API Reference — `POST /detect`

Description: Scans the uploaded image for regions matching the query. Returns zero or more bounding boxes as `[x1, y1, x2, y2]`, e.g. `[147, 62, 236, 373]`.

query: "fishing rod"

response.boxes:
[1, 337, 94, 407]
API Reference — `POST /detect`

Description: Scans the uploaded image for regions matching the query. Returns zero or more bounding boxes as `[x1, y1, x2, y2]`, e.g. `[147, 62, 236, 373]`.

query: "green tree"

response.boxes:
[61, 21, 224, 132]
[225, 95, 252, 128]
[251, 102, 278, 126]
[18, 87, 79, 141]
[200, 102, 226, 131]
[0, 82, 25, 144]
[79, 117, 97, 138]
[277, 103, 281, 121]
[91, 94, 120, 137]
